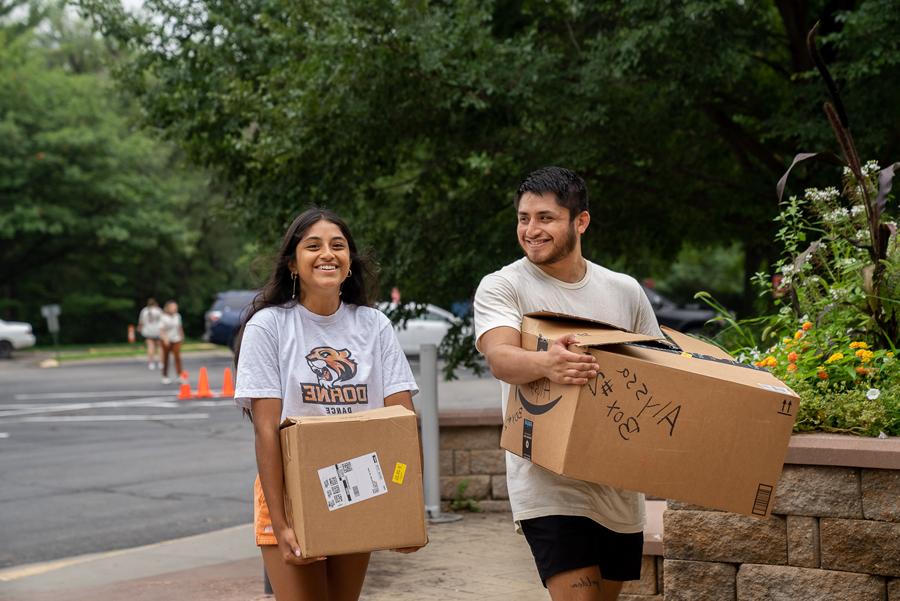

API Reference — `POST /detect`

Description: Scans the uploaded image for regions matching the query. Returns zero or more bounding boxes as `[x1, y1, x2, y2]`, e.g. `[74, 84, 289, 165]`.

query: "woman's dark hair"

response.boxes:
[234, 207, 377, 391]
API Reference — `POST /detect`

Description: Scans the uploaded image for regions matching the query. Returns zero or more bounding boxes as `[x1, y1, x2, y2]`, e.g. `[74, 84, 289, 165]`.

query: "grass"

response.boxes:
[18, 339, 227, 363]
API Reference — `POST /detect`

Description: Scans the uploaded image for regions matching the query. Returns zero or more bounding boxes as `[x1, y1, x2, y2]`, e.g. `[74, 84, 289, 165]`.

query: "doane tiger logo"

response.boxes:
[306, 347, 357, 388]
[301, 346, 368, 412]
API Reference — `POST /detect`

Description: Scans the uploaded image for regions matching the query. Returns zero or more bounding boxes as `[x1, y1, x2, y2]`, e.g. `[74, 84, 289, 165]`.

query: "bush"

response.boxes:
[702, 162, 900, 436]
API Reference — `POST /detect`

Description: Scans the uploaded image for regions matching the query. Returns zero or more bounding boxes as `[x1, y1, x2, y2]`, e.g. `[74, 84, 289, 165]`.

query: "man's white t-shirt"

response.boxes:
[139, 306, 163, 338]
[474, 257, 663, 534]
[234, 302, 418, 421]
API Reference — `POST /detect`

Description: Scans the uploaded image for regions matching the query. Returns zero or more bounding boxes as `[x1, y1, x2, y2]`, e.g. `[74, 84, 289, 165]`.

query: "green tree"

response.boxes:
[0, 2, 254, 342]
[79, 0, 900, 315]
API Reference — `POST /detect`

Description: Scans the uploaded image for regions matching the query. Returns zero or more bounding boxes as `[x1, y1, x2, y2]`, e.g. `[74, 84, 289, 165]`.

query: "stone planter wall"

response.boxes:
[435, 409, 900, 601]
[663, 435, 900, 601]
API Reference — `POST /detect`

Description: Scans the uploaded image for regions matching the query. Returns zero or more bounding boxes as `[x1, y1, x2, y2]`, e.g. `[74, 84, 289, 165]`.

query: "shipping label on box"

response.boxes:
[500, 313, 798, 517]
[318, 452, 389, 511]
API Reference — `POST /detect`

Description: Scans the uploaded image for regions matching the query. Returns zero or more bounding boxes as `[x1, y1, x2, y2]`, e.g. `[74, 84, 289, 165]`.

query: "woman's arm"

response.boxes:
[251, 398, 325, 565]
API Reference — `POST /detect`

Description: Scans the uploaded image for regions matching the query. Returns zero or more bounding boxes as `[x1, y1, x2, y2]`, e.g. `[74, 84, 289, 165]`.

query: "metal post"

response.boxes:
[263, 568, 273, 595]
[419, 343, 462, 524]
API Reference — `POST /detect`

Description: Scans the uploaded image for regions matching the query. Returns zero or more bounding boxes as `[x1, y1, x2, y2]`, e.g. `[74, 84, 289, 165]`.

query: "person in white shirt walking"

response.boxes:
[137, 298, 163, 370]
[474, 166, 663, 601]
[158, 300, 185, 384]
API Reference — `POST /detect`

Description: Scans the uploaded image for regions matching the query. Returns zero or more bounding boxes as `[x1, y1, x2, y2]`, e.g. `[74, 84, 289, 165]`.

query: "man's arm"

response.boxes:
[479, 326, 599, 386]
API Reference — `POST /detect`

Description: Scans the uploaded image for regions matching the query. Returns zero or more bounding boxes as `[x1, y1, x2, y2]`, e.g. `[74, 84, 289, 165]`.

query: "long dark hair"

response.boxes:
[234, 207, 376, 374]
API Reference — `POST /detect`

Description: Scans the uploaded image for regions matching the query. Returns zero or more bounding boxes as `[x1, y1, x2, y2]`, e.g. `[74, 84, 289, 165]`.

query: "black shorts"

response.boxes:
[520, 515, 643, 587]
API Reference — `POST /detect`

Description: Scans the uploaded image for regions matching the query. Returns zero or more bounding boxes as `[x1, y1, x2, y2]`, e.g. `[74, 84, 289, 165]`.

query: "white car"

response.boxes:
[378, 303, 462, 355]
[0, 319, 37, 359]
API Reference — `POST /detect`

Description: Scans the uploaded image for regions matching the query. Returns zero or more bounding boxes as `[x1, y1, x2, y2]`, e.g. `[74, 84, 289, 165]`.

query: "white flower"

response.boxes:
[863, 161, 881, 175]
[866, 388, 880, 400]
[851, 205, 865, 217]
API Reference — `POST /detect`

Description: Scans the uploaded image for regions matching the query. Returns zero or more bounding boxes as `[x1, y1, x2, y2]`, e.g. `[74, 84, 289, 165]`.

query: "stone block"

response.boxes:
[664, 510, 787, 564]
[490, 475, 508, 500]
[862, 469, 900, 522]
[470, 449, 506, 474]
[889, 578, 900, 601]
[820, 518, 900, 577]
[666, 499, 721, 512]
[439, 426, 499, 450]
[663, 559, 735, 601]
[475, 499, 512, 513]
[440, 475, 490, 501]
[773, 466, 862, 518]
[440, 449, 453, 476]
[786, 515, 820, 568]
[737, 564, 885, 600]
[453, 450, 471, 475]
[621, 555, 657, 595]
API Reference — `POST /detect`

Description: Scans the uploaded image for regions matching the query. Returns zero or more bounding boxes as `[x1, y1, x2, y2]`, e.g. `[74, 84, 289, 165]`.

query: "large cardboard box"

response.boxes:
[500, 312, 799, 517]
[280, 405, 427, 556]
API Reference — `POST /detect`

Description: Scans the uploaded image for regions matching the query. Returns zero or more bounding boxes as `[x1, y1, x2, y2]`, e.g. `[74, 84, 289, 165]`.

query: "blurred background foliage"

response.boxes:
[2, 0, 899, 343]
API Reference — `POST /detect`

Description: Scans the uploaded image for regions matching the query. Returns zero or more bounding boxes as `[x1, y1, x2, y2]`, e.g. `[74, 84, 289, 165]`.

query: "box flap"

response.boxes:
[523, 312, 662, 348]
[280, 405, 413, 429]
[661, 326, 734, 361]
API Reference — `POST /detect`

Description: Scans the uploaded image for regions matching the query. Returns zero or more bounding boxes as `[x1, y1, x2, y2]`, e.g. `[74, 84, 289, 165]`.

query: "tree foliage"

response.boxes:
[0, 2, 254, 342]
[79, 0, 900, 314]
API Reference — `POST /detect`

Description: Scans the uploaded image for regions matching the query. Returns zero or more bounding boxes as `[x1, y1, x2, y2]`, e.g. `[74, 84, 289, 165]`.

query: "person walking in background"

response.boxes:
[474, 166, 663, 601]
[159, 300, 185, 385]
[138, 298, 163, 370]
[234, 207, 422, 601]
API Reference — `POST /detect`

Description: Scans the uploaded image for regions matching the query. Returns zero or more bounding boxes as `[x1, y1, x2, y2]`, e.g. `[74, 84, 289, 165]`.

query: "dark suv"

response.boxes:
[202, 290, 258, 350]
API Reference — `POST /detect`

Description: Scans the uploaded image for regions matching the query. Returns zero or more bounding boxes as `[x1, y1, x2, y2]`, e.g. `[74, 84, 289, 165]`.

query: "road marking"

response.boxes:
[0, 413, 210, 424]
[0, 398, 233, 418]
[15, 390, 184, 400]
[0, 432, 8, 438]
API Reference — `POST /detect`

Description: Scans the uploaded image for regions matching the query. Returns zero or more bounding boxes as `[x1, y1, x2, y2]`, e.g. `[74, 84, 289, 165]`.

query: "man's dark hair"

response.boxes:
[514, 166, 589, 219]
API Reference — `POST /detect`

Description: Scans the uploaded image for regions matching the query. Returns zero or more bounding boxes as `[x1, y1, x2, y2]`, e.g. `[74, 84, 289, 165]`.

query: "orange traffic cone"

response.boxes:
[196, 367, 213, 398]
[177, 382, 193, 400]
[221, 367, 235, 398]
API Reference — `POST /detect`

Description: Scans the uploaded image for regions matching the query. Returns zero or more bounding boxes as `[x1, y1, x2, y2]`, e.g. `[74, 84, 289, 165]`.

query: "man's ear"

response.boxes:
[575, 210, 590, 235]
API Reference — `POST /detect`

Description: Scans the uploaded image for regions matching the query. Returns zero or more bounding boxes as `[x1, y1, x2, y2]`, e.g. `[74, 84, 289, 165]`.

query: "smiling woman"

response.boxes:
[231, 207, 424, 601]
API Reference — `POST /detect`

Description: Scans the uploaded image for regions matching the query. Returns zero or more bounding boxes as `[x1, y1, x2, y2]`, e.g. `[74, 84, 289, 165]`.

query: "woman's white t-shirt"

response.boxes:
[139, 306, 163, 338]
[234, 302, 418, 421]
[158, 313, 183, 344]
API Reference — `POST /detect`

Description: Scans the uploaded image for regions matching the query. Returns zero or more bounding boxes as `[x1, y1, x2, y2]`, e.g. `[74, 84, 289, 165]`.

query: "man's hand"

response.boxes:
[543, 335, 598, 386]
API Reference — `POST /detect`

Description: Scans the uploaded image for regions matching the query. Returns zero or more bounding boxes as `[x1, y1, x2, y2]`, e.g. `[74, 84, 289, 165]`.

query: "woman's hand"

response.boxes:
[277, 526, 326, 565]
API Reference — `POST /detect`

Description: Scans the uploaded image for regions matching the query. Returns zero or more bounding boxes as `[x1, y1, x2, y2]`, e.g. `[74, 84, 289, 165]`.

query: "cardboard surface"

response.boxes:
[280, 405, 427, 556]
[501, 313, 799, 517]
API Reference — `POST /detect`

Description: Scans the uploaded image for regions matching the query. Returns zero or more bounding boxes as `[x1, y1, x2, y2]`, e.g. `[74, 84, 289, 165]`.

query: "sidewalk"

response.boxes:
[0, 512, 548, 601]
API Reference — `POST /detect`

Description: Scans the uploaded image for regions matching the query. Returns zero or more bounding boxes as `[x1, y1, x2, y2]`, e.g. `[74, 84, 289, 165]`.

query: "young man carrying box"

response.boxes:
[474, 166, 663, 601]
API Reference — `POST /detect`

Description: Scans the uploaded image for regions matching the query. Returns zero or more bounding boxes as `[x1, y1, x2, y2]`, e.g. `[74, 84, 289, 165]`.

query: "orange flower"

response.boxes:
[787, 352, 798, 362]
[787, 363, 798, 372]
[855, 367, 870, 376]
[817, 370, 829, 380]
[849, 341, 868, 349]
[802, 321, 813, 331]
[794, 330, 804, 340]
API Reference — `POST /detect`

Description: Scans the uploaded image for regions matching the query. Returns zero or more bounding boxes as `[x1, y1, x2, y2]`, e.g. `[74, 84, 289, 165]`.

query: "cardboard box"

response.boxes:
[500, 312, 799, 517]
[280, 405, 427, 556]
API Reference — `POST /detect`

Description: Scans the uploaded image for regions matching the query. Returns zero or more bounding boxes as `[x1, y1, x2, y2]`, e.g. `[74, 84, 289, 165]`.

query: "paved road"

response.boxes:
[0, 353, 497, 569]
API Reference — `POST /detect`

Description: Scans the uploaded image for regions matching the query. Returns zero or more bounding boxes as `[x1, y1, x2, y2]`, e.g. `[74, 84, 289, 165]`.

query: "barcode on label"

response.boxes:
[352, 485, 360, 497]
[752, 484, 773, 516]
